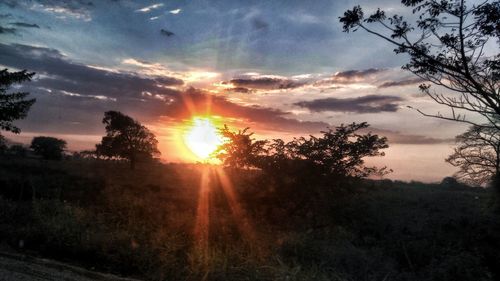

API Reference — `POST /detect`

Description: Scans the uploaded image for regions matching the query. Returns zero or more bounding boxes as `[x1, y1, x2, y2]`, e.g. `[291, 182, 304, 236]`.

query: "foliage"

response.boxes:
[447, 125, 500, 185]
[214, 125, 268, 169]
[0, 69, 36, 133]
[216, 122, 390, 179]
[340, 0, 500, 129]
[286, 122, 390, 178]
[30, 136, 67, 160]
[96, 111, 160, 169]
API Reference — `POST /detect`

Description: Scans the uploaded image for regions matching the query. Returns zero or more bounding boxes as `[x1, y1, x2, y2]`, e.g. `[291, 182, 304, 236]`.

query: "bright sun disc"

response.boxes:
[183, 117, 222, 160]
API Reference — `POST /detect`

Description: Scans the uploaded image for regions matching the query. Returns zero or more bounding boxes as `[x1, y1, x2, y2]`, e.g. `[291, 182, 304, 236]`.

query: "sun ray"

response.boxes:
[214, 167, 256, 243]
[192, 166, 211, 266]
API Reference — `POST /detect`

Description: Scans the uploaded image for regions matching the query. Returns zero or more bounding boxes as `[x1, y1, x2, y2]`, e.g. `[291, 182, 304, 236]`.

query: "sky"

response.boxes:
[0, 0, 490, 182]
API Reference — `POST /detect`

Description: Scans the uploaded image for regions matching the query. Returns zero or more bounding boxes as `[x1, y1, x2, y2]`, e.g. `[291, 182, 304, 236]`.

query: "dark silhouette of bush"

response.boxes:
[8, 144, 28, 157]
[96, 111, 160, 169]
[30, 136, 66, 160]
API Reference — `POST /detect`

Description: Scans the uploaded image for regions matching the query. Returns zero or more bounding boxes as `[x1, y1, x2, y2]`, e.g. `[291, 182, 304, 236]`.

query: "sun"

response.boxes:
[183, 117, 222, 160]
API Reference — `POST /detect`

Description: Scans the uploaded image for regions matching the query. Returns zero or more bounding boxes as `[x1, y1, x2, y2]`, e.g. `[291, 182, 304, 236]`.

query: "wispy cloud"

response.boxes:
[9, 22, 40, 28]
[169, 8, 181, 14]
[378, 78, 425, 88]
[136, 3, 164, 13]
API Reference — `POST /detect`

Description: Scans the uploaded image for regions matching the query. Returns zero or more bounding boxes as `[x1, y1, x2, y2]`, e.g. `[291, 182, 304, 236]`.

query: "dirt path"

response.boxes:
[0, 252, 141, 281]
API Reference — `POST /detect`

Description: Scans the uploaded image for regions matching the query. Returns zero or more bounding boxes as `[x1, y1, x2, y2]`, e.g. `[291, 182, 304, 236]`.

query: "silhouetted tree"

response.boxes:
[30, 136, 66, 160]
[287, 122, 390, 179]
[447, 125, 500, 186]
[0, 135, 7, 154]
[215, 123, 390, 217]
[340, 1, 500, 129]
[96, 111, 160, 169]
[0, 69, 36, 133]
[216, 122, 390, 180]
[215, 125, 268, 169]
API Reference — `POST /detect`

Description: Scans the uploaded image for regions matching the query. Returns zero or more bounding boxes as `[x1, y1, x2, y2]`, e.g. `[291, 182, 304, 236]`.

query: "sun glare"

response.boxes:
[183, 117, 222, 160]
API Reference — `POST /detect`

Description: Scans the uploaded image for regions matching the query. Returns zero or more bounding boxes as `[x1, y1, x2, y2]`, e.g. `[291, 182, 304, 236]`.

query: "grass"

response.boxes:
[0, 157, 499, 280]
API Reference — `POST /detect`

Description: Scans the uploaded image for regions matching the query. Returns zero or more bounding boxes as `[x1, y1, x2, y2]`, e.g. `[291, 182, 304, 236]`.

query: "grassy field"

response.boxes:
[0, 157, 499, 280]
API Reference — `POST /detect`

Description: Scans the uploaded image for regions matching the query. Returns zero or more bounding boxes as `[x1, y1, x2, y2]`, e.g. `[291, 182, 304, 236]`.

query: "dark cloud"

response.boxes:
[228, 77, 305, 90]
[314, 68, 386, 86]
[252, 18, 269, 31]
[0, 43, 183, 99]
[0, 26, 17, 34]
[9, 22, 40, 28]
[0, 13, 13, 18]
[378, 78, 425, 88]
[225, 87, 254, 94]
[294, 95, 404, 113]
[160, 29, 174, 37]
[334, 68, 383, 79]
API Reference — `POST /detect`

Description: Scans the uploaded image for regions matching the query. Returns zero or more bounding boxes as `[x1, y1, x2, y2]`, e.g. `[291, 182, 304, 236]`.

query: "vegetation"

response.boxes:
[30, 136, 67, 160]
[0, 68, 36, 134]
[0, 157, 498, 281]
[1, 122, 499, 280]
[447, 125, 500, 186]
[96, 111, 160, 169]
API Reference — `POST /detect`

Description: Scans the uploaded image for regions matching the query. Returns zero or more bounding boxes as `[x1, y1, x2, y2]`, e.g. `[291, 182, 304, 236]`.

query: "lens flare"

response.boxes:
[183, 117, 222, 160]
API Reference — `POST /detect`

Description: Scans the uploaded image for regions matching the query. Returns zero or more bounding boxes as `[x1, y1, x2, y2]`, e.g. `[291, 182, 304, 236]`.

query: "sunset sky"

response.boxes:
[1, 0, 490, 182]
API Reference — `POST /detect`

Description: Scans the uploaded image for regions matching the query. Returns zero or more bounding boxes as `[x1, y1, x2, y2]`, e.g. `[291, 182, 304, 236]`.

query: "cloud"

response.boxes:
[0, 43, 183, 100]
[225, 87, 254, 94]
[294, 95, 404, 113]
[169, 8, 181, 14]
[0, 26, 17, 34]
[226, 76, 306, 90]
[163, 88, 329, 133]
[9, 22, 40, 28]
[136, 3, 163, 13]
[378, 78, 425, 88]
[160, 29, 174, 37]
[0, 43, 329, 135]
[252, 18, 269, 31]
[314, 68, 386, 86]
[21, 0, 95, 21]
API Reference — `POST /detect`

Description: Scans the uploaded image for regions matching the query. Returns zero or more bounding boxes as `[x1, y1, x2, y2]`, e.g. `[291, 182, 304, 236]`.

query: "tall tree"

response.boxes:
[446, 125, 500, 186]
[0, 69, 36, 133]
[340, 0, 499, 129]
[96, 111, 160, 169]
[30, 136, 67, 160]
